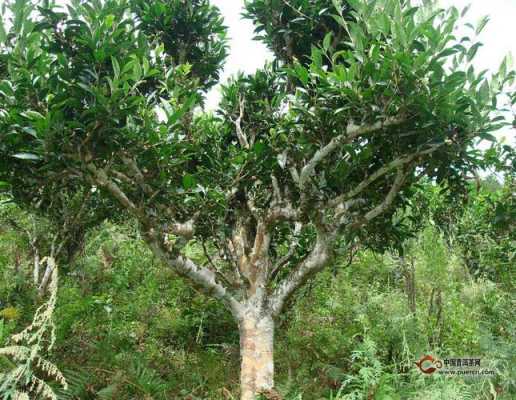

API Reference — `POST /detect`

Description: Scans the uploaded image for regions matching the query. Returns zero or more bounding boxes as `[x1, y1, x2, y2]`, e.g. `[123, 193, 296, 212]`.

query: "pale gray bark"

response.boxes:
[38, 257, 55, 297]
[328, 143, 442, 210]
[269, 229, 334, 317]
[237, 306, 275, 400]
[234, 96, 250, 149]
[145, 237, 243, 318]
[33, 248, 40, 286]
[298, 117, 404, 191]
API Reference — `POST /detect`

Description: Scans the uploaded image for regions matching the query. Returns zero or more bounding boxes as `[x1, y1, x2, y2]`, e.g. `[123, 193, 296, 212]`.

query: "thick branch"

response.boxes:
[167, 219, 196, 239]
[121, 155, 154, 194]
[328, 143, 443, 210]
[250, 221, 271, 266]
[347, 167, 407, 230]
[87, 162, 240, 313]
[269, 228, 334, 317]
[270, 167, 408, 316]
[86, 163, 141, 217]
[146, 235, 242, 317]
[110, 169, 134, 185]
[201, 240, 236, 288]
[298, 117, 404, 190]
[230, 216, 252, 283]
[234, 96, 250, 149]
[270, 222, 303, 280]
[266, 203, 299, 223]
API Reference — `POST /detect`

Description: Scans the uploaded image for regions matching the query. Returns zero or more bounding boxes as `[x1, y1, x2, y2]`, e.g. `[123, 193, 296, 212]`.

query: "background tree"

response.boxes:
[0, 0, 514, 398]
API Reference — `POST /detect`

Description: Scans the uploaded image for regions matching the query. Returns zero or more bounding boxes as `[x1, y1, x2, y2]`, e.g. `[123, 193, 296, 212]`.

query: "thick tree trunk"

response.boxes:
[239, 312, 274, 400]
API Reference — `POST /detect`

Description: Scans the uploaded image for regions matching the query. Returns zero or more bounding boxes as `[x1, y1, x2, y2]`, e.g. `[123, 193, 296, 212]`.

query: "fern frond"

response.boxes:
[35, 358, 68, 389]
[0, 345, 30, 361]
[55, 369, 91, 400]
[0, 259, 66, 399]
[30, 375, 59, 400]
[13, 391, 30, 400]
[97, 383, 120, 400]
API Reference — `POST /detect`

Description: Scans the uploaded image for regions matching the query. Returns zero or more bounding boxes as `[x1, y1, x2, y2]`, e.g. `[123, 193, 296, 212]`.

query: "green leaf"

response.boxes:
[436, 48, 458, 59]
[111, 57, 120, 79]
[347, 0, 362, 12]
[77, 82, 95, 94]
[21, 110, 44, 120]
[478, 80, 490, 103]
[311, 46, 322, 68]
[461, 4, 471, 18]
[0, 81, 14, 97]
[331, 0, 342, 12]
[403, 7, 419, 19]
[467, 65, 475, 82]
[132, 59, 142, 81]
[294, 63, 309, 86]
[165, 93, 197, 125]
[323, 32, 333, 51]
[447, 71, 466, 85]
[476, 16, 489, 35]
[94, 48, 106, 62]
[12, 153, 40, 160]
[105, 14, 115, 29]
[182, 174, 196, 190]
[480, 132, 497, 142]
[498, 56, 508, 79]
[349, 22, 366, 48]
[467, 43, 483, 62]
[22, 127, 38, 138]
[253, 142, 266, 156]
[0, 18, 6, 43]
[142, 57, 150, 77]
[331, 14, 347, 30]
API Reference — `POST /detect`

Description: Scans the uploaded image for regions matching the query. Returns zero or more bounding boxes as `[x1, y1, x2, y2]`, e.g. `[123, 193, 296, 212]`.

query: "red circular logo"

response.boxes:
[415, 355, 442, 374]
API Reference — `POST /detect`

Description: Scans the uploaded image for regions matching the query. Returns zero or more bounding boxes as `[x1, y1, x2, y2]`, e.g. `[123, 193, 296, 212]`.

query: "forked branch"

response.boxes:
[86, 162, 240, 314]
[298, 117, 404, 190]
[270, 228, 334, 317]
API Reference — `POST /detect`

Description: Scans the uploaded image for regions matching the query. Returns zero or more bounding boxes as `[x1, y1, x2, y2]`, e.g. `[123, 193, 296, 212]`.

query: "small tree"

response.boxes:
[0, 0, 513, 398]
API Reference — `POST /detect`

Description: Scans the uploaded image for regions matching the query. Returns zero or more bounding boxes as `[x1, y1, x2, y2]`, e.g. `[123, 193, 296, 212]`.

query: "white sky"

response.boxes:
[205, 0, 272, 110]
[207, 0, 515, 147]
